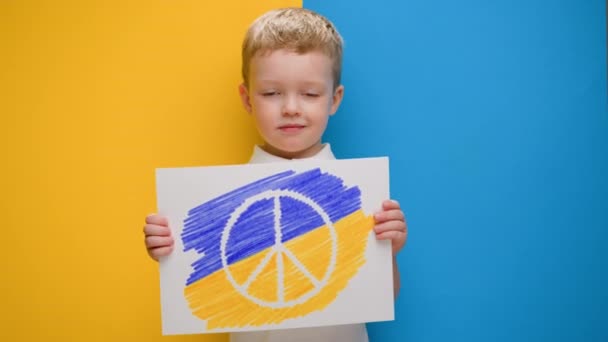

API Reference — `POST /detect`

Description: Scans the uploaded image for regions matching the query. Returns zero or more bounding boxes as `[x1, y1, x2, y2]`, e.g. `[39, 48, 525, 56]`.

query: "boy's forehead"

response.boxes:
[250, 49, 334, 82]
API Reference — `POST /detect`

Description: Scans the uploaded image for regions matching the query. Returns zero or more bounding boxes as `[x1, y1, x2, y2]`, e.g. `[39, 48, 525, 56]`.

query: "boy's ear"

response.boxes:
[330, 85, 345, 115]
[238, 83, 252, 113]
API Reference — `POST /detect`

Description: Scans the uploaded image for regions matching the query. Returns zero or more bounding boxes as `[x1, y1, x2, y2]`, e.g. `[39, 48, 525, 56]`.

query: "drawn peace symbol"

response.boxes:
[219, 189, 338, 308]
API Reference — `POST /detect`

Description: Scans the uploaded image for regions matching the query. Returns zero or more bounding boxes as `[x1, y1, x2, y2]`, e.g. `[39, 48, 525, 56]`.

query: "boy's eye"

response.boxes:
[262, 91, 279, 96]
[305, 93, 320, 97]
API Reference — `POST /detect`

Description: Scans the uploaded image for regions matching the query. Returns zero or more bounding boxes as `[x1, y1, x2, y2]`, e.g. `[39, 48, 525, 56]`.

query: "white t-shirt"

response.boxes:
[230, 144, 369, 342]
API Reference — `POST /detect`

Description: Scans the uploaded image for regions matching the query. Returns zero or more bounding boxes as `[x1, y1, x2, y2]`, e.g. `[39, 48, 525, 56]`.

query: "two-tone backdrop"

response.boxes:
[2, 1, 606, 341]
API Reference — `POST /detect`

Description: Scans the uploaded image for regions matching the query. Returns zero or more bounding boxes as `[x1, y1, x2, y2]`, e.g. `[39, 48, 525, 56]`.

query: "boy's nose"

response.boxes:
[281, 94, 300, 116]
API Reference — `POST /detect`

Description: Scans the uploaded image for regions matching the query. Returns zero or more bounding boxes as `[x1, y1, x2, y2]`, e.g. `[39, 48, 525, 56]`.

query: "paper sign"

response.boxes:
[156, 157, 394, 335]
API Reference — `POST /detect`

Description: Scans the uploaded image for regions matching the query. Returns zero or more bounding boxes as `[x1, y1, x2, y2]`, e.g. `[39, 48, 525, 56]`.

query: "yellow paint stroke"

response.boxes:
[184, 209, 374, 329]
[247, 250, 278, 302]
[282, 251, 315, 302]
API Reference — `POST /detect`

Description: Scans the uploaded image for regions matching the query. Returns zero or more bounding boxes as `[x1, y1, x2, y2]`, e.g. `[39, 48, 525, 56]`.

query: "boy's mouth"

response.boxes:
[278, 124, 305, 133]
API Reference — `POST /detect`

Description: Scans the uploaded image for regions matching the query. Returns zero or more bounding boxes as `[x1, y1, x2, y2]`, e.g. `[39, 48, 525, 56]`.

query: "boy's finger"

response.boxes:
[143, 224, 172, 236]
[374, 220, 406, 234]
[382, 199, 400, 210]
[148, 246, 174, 261]
[375, 230, 405, 241]
[145, 214, 169, 226]
[145, 235, 174, 249]
[374, 209, 405, 223]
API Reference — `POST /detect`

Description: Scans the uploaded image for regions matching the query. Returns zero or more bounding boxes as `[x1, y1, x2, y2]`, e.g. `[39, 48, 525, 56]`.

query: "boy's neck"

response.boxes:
[261, 143, 325, 160]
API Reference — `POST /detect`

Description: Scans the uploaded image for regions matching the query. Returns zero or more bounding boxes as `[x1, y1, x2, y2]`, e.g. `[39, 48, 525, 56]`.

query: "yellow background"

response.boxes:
[1, 0, 300, 340]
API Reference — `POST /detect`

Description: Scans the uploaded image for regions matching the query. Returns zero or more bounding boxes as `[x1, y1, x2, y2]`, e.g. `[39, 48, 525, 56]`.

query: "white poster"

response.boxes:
[156, 157, 394, 335]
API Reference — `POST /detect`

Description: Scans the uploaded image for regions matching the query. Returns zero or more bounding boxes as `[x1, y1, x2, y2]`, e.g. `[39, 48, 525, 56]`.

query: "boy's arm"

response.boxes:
[393, 256, 401, 298]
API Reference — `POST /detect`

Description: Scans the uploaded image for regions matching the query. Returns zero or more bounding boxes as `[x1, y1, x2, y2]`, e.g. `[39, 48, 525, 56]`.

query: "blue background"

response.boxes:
[305, 0, 608, 341]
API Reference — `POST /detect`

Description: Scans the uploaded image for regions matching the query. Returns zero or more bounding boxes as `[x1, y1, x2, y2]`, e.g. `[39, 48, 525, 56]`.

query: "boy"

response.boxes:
[144, 7, 408, 342]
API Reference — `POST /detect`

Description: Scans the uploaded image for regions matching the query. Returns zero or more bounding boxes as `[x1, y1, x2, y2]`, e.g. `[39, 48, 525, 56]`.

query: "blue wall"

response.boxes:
[305, 1, 608, 341]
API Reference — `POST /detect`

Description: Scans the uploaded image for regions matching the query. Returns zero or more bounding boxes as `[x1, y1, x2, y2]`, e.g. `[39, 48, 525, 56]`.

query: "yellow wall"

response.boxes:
[0, 0, 300, 340]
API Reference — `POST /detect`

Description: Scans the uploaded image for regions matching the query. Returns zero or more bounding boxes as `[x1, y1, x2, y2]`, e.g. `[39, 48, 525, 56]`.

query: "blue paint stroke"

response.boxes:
[182, 168, 361, 286]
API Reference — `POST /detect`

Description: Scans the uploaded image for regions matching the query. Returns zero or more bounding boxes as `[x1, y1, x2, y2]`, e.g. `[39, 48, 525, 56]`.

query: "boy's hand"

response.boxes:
[143, 214, 174, 261]
[373, 200, 408, 256]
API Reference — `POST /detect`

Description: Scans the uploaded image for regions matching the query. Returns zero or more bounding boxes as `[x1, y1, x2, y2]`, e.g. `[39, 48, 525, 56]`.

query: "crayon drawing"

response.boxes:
[181, 168, 373, 328]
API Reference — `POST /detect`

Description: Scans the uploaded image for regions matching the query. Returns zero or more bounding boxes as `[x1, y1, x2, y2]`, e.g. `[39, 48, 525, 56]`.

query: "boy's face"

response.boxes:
[239, 49, 344, 159]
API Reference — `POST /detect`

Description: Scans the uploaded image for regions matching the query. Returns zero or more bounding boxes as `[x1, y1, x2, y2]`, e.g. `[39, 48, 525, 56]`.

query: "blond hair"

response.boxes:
[241, 7, 344, 88]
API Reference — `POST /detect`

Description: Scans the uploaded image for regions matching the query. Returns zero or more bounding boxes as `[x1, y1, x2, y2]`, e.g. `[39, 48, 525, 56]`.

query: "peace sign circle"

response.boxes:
[220, 189, 338, 308]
